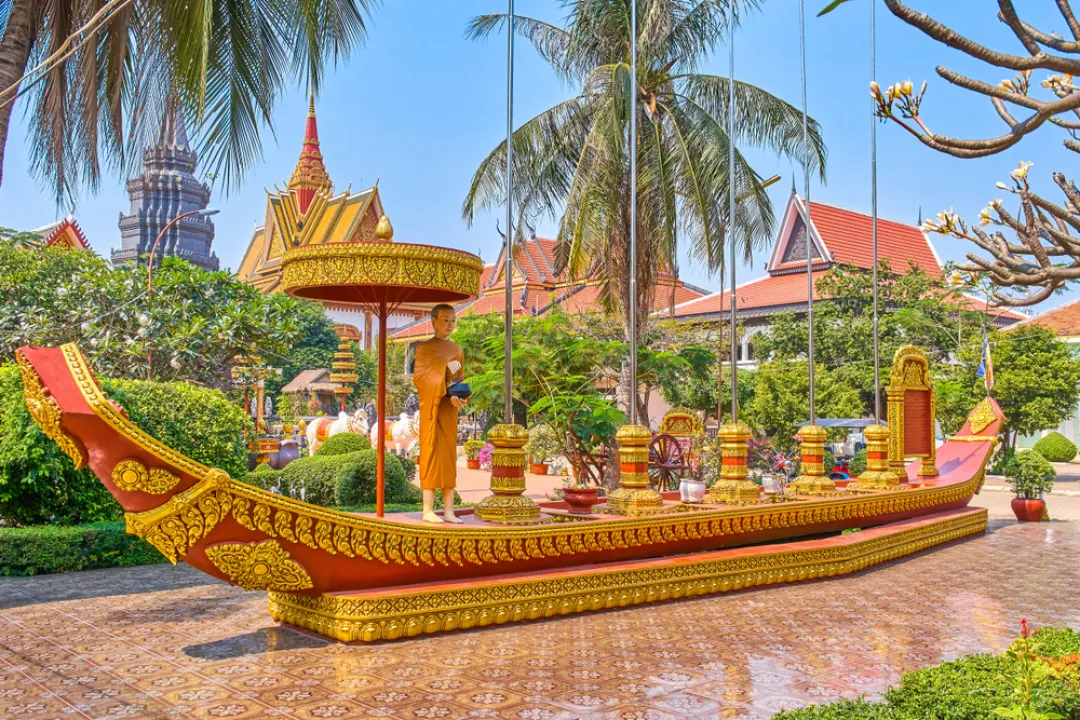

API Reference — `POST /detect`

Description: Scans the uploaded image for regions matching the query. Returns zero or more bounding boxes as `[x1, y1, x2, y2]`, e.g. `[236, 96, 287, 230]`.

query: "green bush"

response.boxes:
[849, 448, 867, 477]
[336, 450, 420, 507]
[1033, 431, 1078, 463]
[0, 363, 118, 526]
[245, 463, 284, 493]
[1029, 626, 1080, 657]
[991, 447, 1021, 477]
[1008, 451, 1057, 499]
[396, 454, 416, 482]
[772, 700, 899, 720]
[315, 432, 371, 457]
[0, 522, 166, 576]
[272, 450, 421, 508]
[102, 377, 252, 479]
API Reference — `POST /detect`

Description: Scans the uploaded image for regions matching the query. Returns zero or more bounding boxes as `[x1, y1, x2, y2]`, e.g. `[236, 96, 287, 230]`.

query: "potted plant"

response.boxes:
[464, 438, 485, 470]
[1006, 451, 1056, 521]
[523, 423, 562, 475]
[561, 478, 603, 514]
[477, 442, 495, 471]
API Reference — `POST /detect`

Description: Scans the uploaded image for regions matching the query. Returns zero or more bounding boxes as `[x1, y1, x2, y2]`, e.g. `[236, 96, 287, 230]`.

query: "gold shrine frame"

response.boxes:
[887, 346, 938, 478]
[657, 407, 704, 438]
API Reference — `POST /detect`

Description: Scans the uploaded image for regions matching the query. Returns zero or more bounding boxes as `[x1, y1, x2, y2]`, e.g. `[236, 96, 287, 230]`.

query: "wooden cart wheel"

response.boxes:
[648, 433, 685, 491]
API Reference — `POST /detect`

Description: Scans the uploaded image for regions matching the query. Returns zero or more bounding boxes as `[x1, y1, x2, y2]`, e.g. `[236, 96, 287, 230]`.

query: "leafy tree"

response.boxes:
[263, 300, 340, 397]
[746, 360, 864, 449]
[937, 326, 1080, 451]
[463, 0, 826, 345]
[0, 0, 375, 200]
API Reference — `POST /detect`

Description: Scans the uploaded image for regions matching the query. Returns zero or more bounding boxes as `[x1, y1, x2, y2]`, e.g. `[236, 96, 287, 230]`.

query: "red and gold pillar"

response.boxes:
[855, 424, 899, 490]
[474, 424, 545, 524]
[789, 424, 835, 495]
[704, 422, 760, 504]
[596, 425, 665, 515]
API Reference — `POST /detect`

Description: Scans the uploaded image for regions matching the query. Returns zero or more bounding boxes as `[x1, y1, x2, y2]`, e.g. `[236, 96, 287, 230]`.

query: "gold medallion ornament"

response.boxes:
[205, 540, 313, 592]
[595, 425, 667, 516]
[474, 424, 546, 524]
[967, 398, 996, 435]
[111, 459, 181, 494]
[16, 351, 86, 470]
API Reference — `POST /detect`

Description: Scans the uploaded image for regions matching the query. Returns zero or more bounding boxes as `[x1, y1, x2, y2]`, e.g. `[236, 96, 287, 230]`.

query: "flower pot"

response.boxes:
[563, 486, 600, 514]
[1011, 498, 1046, 522]
[681, 479, 707, 504]
[466, 458, 481, 470]
[530, 463, 549, 475]
[274, 439, 301, 470]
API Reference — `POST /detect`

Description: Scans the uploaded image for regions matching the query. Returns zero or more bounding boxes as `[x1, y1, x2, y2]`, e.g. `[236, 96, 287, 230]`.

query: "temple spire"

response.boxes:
[288, 95, 332, 214]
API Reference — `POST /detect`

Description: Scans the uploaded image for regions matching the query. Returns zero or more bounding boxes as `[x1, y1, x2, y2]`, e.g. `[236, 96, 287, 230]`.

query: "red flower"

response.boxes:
[1021, 618, 1030, 638]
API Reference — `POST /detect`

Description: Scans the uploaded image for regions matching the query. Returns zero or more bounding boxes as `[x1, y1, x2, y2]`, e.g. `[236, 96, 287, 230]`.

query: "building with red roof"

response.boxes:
[391, 233, 708, 342]
[28, 216, 91, 250]
[664, 191, 1026, 362]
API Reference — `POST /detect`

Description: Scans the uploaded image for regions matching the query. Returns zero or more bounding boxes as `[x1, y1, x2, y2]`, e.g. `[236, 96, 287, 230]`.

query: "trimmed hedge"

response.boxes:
[1034, 431, 1078, 463]
[772, 627, 1080, 720]
[243, 450, 420, 507]
[316, 433, 372, 457]
[0, 522, 165, 576]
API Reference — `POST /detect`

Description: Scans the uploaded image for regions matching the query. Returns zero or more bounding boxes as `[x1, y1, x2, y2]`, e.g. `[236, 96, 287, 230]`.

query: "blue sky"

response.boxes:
[1, 0, 1075, 312]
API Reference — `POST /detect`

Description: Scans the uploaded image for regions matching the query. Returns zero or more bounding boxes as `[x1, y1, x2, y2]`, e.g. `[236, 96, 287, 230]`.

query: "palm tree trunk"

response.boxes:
[0, 0, 38, 189]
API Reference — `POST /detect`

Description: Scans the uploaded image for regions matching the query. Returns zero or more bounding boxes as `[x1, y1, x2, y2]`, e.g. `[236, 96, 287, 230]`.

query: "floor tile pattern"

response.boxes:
[2, 518, 1078, 719]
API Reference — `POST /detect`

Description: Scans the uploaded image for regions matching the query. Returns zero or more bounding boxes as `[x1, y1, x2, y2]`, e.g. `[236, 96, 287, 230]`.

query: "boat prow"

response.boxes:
[16, 344, 1000, 641]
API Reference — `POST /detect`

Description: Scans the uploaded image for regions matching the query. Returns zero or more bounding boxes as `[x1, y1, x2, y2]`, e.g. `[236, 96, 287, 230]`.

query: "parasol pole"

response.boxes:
[728, 4, 737, 423]
[628, 0, 638, 426]
[376, 299, 387, 517]
[870, 0, 881, 423]
[799, 0, 815, 424]
[503, 0, 515, 424]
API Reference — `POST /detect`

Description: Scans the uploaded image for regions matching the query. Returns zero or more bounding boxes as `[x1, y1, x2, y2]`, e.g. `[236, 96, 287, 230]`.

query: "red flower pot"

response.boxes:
[1011, 498, 1046, 522]
[530, 463, 549, 476]
[466, 459, 481, 470]
[563, 486, 600, 514]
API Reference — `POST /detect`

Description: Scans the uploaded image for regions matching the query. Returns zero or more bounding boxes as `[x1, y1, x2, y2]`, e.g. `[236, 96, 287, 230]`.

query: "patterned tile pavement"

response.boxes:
[2, 517, 1078, 719]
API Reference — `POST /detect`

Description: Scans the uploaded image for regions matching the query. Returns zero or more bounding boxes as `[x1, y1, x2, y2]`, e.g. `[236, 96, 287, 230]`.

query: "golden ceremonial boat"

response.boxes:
[16, 343, 998, 642]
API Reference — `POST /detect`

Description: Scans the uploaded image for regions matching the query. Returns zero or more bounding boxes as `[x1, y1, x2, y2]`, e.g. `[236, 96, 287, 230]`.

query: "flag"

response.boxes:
[976, 328, 994, 393]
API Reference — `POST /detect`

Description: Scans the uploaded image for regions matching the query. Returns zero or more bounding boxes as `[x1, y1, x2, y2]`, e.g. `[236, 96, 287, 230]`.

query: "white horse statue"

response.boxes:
[306, 408, 369, 456]
[369, 411, 419, 456]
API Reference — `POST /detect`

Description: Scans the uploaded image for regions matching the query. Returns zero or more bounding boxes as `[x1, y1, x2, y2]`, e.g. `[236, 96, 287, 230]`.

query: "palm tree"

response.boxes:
[463, 0, 826, 340]
[0, 0, 372, 202]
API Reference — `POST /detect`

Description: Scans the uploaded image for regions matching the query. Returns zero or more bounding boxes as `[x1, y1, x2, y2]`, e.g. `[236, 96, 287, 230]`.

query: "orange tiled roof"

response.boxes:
[1006, 297, 1080, 335]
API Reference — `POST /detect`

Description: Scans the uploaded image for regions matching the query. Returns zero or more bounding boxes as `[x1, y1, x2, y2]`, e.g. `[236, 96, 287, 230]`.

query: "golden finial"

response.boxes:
[375, 214, 394, 241]
[308, 92, 316, 117]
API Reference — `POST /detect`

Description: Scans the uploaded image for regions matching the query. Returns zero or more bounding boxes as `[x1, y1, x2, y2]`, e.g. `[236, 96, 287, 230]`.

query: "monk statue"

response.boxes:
[413, 304, 468, 523]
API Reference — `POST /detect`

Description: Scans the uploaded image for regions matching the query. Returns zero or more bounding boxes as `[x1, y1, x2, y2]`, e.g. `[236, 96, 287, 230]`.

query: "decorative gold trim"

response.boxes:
[280, 242, 483, 299]
[967, 398, 996, 435]
[267, 509, 988, 642]
[475, 424, 544, 525]
[206, 540, 313, 592]
[16, 351, 86, 470]
[950, 436, 999, 443]
[111, 459, 180, 495]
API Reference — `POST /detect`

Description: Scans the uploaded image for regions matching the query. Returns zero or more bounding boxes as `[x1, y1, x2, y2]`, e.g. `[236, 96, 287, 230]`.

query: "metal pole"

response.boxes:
[376, 300, 387, 517]
[799, 0, 815, 423]
[728, 8, 738, 422]
[871, 0, 881, 423]
[628, 0, 639, 425]
[503, 0, 515, 424]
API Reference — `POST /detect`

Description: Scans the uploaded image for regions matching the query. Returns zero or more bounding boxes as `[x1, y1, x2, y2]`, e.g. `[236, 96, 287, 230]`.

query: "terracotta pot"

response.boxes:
[563, 486, 600, 514]
[466, 458, 481, 470]
[1011, 498, 1046, 522]
[531, 463, 549, 475]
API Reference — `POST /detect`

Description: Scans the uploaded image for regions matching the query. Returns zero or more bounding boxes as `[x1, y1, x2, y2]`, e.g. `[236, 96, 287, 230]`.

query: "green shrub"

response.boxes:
[396, 454, 416, 482]
[1007, 451, 1057, 499]
[1033, 431, 1078, 463]
[524, 423, 562, 463]
[245, 463, 285, 493]
[274, 450, 421, 507]
[849, 448, 867, 477]
[316, 432, 371, 457]
[0, 364, 118, 526]
[772, 699, 900, 720]
[0, 522, 166, 576]
[335, 450, 420, 507]
[991, 447, 1021, 477]
[102, 377, 252, 479]
[1028, 626, 1080, 657]
[464, 438, 485, 460]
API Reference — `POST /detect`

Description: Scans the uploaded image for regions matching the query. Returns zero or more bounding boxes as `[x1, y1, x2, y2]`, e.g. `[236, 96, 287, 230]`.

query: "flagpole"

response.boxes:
[503, 0, 514, 424]
[799, 0, 815, 423]
[728, 2, 738, 423]
[628, 0, 639, 426]
[871, 0, 881, 423]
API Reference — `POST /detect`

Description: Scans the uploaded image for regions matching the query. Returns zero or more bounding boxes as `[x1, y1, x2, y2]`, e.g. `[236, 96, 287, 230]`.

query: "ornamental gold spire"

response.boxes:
[288, 95, 333, 214]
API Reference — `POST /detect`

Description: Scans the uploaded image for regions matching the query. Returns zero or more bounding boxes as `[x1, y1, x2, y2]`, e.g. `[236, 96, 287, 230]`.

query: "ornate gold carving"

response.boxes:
[111, 459, 180, 494]
[280, 242, 483, 299]
[967, 398, 996, 435]
[597, 425, 665, 516]
[206, 540, 313, 592]
[657, 408, 703, 437]
[16, 351, 85, 470]
[267, 509, 988, 642]
[855, 424, 900, 490]
[790, 424, 835, 495]
[704, 423, 759, 504]
[886, 345, 938, 478]
[474, 424, 545, 525]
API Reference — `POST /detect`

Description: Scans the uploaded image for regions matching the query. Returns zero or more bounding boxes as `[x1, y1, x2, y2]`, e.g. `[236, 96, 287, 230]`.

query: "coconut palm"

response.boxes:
[462, 0, 826, 337]
[0, 0, 372, 202]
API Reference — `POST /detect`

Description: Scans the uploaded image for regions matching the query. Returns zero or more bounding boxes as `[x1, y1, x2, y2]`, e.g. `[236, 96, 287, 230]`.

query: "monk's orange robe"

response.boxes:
[413, 337, 464, 490]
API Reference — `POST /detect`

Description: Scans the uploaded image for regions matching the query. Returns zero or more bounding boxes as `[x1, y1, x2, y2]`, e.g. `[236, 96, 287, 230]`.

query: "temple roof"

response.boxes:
[30, 216, 91, 250]
[1006, 296, 1080, 337]
[288, 97, 333, 215]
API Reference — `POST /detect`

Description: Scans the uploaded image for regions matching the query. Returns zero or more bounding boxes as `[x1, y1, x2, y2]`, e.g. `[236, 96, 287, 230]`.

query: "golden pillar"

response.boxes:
[886, 385, 907, 477]
[473, 424, 545, 524]
[789, 424, 836, 494]
[704, 422, 760, 504]
[596, 425, 666, 515]
[855, 424, 899, 489]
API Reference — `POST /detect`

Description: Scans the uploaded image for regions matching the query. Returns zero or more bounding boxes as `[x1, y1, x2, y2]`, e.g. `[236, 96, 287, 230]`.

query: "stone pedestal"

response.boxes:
[855, 424, 900, 489]
[595, 425, 665, 516]
[704, 422, 761, 504]
[789, 424, 836, 495]
[473, 424, 545, 524]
